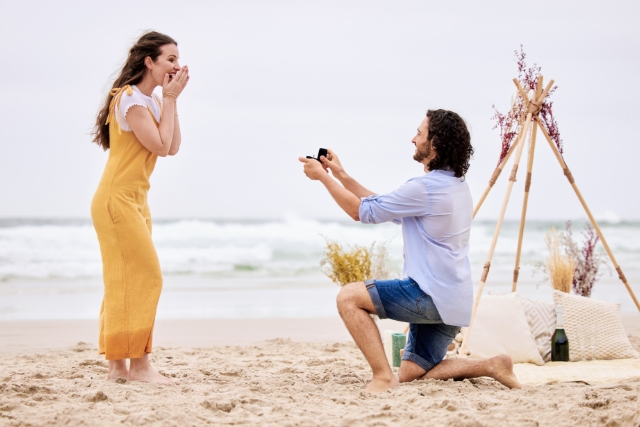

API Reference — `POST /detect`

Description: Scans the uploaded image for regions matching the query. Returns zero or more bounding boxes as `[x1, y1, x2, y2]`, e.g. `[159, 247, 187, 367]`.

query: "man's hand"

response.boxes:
[320, 149, 346, 177]
[315, 149, 375, 198]
[297, 152, 361, 221]
[298, 157, 329, 181]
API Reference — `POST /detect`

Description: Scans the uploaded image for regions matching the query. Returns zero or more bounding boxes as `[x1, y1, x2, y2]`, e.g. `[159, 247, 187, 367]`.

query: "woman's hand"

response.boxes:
[162, 65, 190, 98]
[320, 149, 346, 177]
[298, 157, 329, 181]
[128, 65, 189, 157]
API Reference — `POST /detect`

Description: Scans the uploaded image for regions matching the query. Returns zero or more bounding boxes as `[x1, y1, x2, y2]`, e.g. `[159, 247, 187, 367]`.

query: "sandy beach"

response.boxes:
[0, 315, 639, 426]
[3, 0, 640, 424]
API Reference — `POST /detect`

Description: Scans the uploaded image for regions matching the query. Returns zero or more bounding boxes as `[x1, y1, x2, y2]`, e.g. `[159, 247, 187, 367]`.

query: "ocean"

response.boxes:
[1, 216, 639, 320]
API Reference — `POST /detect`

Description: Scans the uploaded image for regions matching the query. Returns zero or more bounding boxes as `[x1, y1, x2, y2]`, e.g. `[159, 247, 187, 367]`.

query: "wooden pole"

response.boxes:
[513, 79, 530, 109]
[511, 76, 543, 291]
[534, 76, 544, 108]
[511, 119, 538, 292]
[459, 114, 534, 356]
[473, 139, 517, 219]
[539, 80, 555, 103]
[472, 80, 552, 219]
[473, 120, 526, 219]
[537, 121, 640, 312]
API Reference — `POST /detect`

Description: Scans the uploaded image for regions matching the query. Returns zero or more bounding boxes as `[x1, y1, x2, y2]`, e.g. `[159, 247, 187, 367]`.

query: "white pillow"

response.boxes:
[465, 293, 544, 365]
[517, 295, 556, 362]
[552, 290, 639, 361]
[486, 292, 556, 362]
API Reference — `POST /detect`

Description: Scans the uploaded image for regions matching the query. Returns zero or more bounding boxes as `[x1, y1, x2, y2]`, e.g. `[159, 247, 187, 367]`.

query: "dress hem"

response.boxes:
[101, 351, 149, 360]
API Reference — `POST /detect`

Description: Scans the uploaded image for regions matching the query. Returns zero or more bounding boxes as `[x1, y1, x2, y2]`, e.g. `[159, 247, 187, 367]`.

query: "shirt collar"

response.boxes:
[432, 169, 456, 177]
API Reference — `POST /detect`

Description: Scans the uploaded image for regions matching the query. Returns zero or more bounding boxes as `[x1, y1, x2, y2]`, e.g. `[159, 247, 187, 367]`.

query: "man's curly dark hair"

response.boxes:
[426, 109, 474, 178]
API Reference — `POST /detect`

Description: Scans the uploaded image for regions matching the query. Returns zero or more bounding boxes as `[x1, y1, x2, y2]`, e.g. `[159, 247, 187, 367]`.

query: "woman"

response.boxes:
[91, 31, 189, 384]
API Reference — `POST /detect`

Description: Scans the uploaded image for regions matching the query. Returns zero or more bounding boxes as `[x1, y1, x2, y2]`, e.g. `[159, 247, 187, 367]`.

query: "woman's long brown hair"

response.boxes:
[92, 31, 177, 150]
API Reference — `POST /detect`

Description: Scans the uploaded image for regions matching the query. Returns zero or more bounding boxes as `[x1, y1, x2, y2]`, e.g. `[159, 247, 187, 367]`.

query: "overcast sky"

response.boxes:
[1, 0, 639, 221]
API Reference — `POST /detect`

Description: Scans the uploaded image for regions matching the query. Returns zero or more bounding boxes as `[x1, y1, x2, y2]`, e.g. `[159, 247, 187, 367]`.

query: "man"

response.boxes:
[299, 109, 521, 393]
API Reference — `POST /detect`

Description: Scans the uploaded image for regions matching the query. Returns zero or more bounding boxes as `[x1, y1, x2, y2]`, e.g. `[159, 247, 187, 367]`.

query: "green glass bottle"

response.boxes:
[551, 305, 570, 362]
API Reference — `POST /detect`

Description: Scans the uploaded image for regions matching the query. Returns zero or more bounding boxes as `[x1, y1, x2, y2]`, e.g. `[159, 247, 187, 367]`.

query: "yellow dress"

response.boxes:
[91, 86, 163, 360]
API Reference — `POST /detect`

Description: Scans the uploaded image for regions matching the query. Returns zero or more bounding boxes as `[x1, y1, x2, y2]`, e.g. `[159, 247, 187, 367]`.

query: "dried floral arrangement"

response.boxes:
[491, 46, 563, 165]
[544, 227, 575, 293]
[320, 239, 392, 286]
[562, 221, 608, 297]
[534, 221, 608, 297]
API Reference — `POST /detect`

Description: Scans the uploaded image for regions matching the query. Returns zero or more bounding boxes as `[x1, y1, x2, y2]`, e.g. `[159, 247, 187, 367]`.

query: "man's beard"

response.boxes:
[413, 142, 432, 163]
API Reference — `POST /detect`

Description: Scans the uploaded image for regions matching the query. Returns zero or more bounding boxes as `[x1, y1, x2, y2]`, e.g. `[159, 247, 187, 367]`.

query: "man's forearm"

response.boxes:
[319, 174, 362, 221]
[333, 171, 376, 199]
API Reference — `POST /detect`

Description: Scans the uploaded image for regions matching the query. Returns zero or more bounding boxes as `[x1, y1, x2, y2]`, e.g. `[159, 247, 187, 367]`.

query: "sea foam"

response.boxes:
[0, 216, 639, 282]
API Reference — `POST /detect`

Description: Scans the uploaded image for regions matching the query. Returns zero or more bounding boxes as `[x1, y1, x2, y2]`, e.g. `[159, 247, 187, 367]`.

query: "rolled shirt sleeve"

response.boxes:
[359, 179, 430, 224]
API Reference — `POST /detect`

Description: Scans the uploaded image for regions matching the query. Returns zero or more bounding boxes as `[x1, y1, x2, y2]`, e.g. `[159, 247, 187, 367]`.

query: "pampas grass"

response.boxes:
[545, 227, 575, 293]
[370, 241, 391, 283]
[320, 239, 392, 286]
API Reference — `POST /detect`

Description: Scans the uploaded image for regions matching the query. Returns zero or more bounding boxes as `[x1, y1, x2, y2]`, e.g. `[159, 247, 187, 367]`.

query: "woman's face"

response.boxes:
[146, 44, 181, 87]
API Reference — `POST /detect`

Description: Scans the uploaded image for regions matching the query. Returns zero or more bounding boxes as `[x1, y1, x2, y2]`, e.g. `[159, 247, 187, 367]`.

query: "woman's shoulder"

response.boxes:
[121, 86, 149, 104]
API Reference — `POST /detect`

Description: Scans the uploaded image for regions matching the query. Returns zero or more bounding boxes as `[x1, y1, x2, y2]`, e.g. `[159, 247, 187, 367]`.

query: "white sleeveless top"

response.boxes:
[116, 85, 162, 131]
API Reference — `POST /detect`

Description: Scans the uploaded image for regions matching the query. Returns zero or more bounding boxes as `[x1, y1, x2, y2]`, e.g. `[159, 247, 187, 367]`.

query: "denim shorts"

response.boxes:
[365, 277, 460, 373]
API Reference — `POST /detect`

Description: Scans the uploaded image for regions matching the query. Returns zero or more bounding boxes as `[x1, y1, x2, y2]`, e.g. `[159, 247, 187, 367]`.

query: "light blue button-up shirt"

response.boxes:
[359, 170, 473, 327]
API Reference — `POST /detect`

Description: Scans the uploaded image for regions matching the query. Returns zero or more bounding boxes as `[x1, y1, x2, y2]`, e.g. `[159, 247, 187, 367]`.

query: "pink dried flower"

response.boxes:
[491, 46, 563, 163]
[490, 102, 520, 165]
[562, 221, 607, 297]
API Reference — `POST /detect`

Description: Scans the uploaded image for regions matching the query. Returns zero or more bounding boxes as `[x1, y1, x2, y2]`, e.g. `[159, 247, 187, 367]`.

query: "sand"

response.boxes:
[1, 315, 639, 427]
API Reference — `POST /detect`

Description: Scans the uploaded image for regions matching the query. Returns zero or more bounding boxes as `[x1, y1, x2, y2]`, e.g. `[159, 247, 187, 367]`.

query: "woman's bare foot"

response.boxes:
[107, 359, 128, 380]
[128, 353, 175, 385]
[488, 354, 521, 389]
[365, 374, 399, 393]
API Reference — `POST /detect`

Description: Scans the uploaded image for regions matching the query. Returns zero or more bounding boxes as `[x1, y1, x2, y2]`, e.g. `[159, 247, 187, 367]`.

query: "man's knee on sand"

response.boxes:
[398, 359, 428, 383]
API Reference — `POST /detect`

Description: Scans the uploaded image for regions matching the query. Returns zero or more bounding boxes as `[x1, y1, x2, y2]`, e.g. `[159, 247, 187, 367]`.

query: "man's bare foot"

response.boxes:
[128, 354, 175, 385]
[488, 354, 521, 389]
[107, 359, 128, 381]
[365, 374, 399, 393]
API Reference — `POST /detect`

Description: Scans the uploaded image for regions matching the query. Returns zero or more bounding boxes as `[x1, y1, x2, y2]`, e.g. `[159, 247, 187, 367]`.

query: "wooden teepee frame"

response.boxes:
[458, 75, 640, 356]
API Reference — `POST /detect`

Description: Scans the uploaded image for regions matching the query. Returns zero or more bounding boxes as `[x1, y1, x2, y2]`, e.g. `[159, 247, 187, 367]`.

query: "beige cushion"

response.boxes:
[517, 295, 556, 362]
[486, 292, 556, 362]
[552, 290, 639, 361]
[465, 293, 544, 365]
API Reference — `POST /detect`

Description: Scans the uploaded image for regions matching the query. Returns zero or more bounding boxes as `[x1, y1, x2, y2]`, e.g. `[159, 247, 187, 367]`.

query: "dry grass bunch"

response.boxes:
[545, 227, 575, 293]
[533, 222, 608, 297]
[321, 238, 392, 286]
